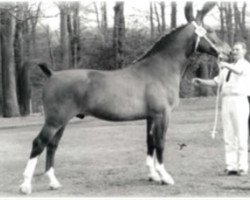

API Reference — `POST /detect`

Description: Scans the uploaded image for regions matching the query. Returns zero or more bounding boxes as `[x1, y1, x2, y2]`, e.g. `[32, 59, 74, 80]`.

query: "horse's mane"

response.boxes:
[134, 24, 187, 63]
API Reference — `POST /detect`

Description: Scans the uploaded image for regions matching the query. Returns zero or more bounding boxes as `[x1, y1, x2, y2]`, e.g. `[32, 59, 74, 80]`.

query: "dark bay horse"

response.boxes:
[20, 3, 230, 194]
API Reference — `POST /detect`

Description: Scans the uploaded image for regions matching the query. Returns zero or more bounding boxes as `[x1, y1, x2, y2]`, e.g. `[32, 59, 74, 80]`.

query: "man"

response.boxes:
[193, 42, 250, 176]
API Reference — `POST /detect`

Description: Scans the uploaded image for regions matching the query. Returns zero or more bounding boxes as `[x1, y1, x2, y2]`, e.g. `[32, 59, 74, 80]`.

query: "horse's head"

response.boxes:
[185, 2, 231, 58]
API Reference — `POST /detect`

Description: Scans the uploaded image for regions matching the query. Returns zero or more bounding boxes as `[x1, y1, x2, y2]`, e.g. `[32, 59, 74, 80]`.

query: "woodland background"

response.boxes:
[0, 1, 249, 117]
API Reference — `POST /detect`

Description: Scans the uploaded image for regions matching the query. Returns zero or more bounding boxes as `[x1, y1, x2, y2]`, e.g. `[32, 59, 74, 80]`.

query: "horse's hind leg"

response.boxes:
[19, 123, 62, 194]
[153, 110, 175, 185]
[146, 117, 161, 182]
[45, 126, 65, 190]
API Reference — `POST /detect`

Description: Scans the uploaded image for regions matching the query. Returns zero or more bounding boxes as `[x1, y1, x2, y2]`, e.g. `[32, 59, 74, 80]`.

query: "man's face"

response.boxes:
[232, 44, 246, 61]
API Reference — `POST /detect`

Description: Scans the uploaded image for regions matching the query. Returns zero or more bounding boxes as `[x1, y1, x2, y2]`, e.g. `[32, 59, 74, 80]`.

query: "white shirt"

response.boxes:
[214, 58, 250, 96]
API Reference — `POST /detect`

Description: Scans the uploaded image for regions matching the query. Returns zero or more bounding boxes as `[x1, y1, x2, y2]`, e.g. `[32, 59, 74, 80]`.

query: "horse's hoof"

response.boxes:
[19, 183, 32, 195]
[148, 177, 153, 182]
[148, 173, 161, 182]
[161, 177, 175, 185]
[49, 182, 62, 190]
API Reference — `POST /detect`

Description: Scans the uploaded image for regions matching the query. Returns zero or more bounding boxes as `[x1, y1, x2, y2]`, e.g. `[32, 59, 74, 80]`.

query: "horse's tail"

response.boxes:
[38, 63, 53, 77]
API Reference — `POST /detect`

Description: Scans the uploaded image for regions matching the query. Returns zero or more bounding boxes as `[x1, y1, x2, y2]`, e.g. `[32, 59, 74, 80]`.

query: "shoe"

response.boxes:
[237, 170, 248, 176]
[224, 169, 238, 176]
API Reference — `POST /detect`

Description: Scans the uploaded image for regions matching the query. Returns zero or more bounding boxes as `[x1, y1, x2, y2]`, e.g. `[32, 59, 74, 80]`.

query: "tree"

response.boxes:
[44, 25, 55, 67]
[153, 2, 161, 35]
[234, 2, 248, 41]
[218, 2, 226, 41]
[58, 2, 70, 69]
[149, 2, 155, 40]
[100, 1, 108, 40]
[225, 2, 234, 47]
[29, 2, 41, 57]
[0, 5, 20, 117]
[171, 1, 177, 29]
[93, 2, 108, 45]
[113, 2, 125, 69]
[67, 1, 81, 69]
[93, 2, 100, 29]
[14, 3, 31, 116]
[160, 1, 166, 33]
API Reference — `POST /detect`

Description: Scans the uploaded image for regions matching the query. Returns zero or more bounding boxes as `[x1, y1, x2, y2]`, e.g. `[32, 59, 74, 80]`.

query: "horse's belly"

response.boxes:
[86, 96, 146, 121]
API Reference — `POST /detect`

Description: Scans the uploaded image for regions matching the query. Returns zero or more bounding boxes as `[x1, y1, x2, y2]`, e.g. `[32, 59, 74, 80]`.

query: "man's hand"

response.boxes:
[218, 61, 228, 69]
[192, 78, 202, 87]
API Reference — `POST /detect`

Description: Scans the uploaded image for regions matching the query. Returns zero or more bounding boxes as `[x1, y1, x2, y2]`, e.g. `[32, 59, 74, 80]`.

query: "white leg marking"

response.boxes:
[19, 157, 38, 194]
[146, 155, 161, 182]
[46, 167, 62, 190]
[155, 159, 175, 185]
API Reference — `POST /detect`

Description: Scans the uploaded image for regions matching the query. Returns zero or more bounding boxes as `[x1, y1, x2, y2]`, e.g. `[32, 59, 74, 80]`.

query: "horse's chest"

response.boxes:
[145, 83, 179, 112]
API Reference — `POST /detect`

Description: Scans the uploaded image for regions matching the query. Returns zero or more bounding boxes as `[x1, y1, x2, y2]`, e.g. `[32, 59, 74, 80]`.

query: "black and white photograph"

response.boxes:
[0, 0, 250, 198]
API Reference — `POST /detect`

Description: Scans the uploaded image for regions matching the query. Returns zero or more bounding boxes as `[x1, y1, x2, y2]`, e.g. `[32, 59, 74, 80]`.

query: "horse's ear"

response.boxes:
[196, 2, 217, 22]
[185, 1, 195, 22]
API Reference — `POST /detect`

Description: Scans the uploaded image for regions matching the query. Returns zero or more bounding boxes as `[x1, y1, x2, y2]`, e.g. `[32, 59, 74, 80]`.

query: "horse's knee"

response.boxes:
[30, 137, 47, 158]
[47, 127, 64, 155]
[30, 127, 56, 158]
[47, 142, 58, 152]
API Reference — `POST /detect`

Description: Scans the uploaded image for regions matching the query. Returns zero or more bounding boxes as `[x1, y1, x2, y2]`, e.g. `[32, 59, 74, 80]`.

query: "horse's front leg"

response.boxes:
[146, 117, 161, 182]
[153, 110, 175, 185]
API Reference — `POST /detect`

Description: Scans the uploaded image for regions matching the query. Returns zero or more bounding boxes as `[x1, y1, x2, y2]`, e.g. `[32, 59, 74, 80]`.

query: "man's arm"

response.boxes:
[219, 61, 243, 75]
[192, 78, 218, 87]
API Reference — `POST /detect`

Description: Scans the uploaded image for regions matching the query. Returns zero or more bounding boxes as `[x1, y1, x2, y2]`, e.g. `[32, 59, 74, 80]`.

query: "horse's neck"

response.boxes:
[157, 35, 193, 75]
[137, 25, 194, 77]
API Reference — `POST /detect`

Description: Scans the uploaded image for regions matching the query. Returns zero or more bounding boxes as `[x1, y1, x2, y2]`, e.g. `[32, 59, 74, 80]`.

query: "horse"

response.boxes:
[19, 3, 230, 194]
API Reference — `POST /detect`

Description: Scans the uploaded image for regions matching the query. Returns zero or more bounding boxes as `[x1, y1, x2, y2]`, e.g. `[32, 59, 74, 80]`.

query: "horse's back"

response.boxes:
[84, 68, 149, 121]
[42, 68, 148, 121]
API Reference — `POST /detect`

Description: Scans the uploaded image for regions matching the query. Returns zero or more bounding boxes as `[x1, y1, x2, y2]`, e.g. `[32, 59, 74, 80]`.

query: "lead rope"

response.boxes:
[191, 21, 222, 139]
[211, 62, 222, 139]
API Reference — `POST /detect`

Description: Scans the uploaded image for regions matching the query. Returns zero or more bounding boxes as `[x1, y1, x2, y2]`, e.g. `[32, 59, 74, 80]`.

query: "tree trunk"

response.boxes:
[154, 2, 161, 35]
[241, 2, 247, 40]
[93, 2, 100, 29]
[22, 2, 31, 61]
[101, 2, 108, 32]
[45, 25, 55, 67]
[171, 1, 177, 29]
[113, 2, 125, 69]
[101, 1, 108, 42]
[30, 2, 41, 58]
[219, 2, 226, 41]
[0, 7, 20, 117]
[234, 2, 248, 41]
[59, 4, 70, 69]
[234, 2, 241, 42]
[225, 2, 234, 47]
[67, 2, 80, 69]
[160, 1, 166, 33]
[149, 2, 155, 40]
[73, 2, 80, 69]
[14, 3, 31, 116]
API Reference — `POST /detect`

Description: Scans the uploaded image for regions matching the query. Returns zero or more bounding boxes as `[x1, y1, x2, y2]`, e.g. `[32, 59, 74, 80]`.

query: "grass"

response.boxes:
[1, 97, 250, 197]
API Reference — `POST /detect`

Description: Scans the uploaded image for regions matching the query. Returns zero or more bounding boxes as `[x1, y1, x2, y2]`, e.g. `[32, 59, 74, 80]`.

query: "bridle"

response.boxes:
[192, 21, 219, 55]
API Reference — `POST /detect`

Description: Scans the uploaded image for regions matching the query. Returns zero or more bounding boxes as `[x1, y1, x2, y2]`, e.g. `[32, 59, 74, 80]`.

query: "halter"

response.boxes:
[191, 21, 219, 54]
